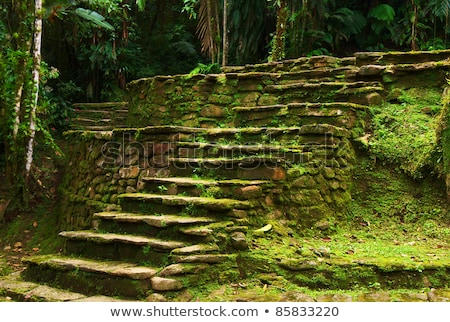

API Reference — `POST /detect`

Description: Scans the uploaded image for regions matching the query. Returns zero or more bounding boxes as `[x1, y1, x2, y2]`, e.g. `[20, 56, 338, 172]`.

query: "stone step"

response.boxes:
[165, 157, 290, 180]
[142, 177, 270, 199]
[265, 80, 382, 92]
[20, 255, 189, 297]
[59, 230, 188, 264]
[355, 49, 450, 66]
[111, 125, 350, 143]
[171, 244, 220, 255]
[71, 117, 112, 126]
[221, 55, 355, 74]
[93, 212, 216, 240]
[94, 212, 215, 227]
[22, 255, 158, 279]
[173, 141, 333, 160]
[158, 263, 209, 277]
[264, 81, 383, 105]
[232, 102, 367, 128]
[0, 273, 124, 302]
[118, 193, 253, 215]
[73, 102, 128, 111]
[70, 125, 115, 131]
[60, 231, 186, 250]
[172, 254, 231, 264]
[277, 67, 358, 84]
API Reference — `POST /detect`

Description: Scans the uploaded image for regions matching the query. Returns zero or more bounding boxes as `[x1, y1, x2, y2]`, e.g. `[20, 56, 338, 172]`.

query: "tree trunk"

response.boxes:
[410, 0, 419, 51]
[222, 0, 229, 67]
[271, 0, 288, 61]
[25, 0, 43, 179]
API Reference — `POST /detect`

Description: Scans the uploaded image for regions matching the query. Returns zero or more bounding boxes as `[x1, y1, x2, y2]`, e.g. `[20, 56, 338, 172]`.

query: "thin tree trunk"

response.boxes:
[214, 0, 221, 65]
[271, 0, 288, 61]
[411, 0, 419, 51]
[222, 0, 228, 67]
[206, 0, 215, 63]
[25, 0, 43, 178]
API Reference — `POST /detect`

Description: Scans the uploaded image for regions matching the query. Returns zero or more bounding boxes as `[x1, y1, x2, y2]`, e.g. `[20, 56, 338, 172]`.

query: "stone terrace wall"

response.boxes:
[60, 51, 450, 230]
[126, 56, 372, 132]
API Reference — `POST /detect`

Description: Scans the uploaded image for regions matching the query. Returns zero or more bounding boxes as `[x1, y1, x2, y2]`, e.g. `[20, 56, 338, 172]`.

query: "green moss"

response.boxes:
[368, 87, 443, 178]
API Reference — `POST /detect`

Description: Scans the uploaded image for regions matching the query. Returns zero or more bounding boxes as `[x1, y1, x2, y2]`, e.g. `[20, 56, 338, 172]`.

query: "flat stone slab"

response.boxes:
[118, 194, 252, 211]
[233, 102, 367, 112]
[94, 212, 214, 227]
[143, 177, 269, 187]
[23, 255, 157, 279]
[180, 226, 214, 237]
[264, 80, 383, 92]
[171, 244, 219, 255]
[175, 142, 313, 154]
[159, 263, 209, 277]
[168, 156, 290, 167]
[173, 254, 230, 264]
[59, 231, 186, 250]
[180, 221, 234, 237]
[71, 295, 129, 302]
[0, 276, 86, 302]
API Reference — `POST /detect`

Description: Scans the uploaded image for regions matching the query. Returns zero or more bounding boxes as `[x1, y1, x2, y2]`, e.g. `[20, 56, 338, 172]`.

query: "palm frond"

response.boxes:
[196, 0, 219, 62]
[429, 0, 450, 19]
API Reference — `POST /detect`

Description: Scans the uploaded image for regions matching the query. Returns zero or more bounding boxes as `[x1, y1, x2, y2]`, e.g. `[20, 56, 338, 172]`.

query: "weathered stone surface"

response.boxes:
[233, 185, 262, 198]
[292, 176, 316, 189]
[118, 193, 252, 210]
[146, 293, 168, 302]
[357, 65, 386, 76]
[171, 244, 219, 255]
[159, 263, 209, 277]
[316, 294, 353, 302]
[119, 166, 140, 179]
[23, 255, 158, 279]
[94, 212, 214, 227]
[230, 231, 248, 250]
[365, 92, 383, 106]
[151, 277, 184, 291]
[59, 231, 186, 250]
[0, 277, 86, 302]
[201, 105, 226, 118]
[180, 226, 214, 236]
[279, 259, 319, 271]
[173, 254, 230, 264]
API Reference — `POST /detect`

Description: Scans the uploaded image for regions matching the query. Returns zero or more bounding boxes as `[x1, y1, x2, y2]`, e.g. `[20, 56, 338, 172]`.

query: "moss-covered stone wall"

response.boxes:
[60, 51, 450, 231]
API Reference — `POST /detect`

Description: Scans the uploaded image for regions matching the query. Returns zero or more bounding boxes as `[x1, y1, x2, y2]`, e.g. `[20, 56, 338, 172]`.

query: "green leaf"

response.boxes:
[74, 8, 114, 31]
[368, 4, 395, 22]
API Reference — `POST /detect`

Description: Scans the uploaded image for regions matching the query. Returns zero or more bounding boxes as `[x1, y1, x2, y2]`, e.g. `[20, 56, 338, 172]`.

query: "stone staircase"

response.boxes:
[71, 102, 129, 131]
[14, 51, 450, 301]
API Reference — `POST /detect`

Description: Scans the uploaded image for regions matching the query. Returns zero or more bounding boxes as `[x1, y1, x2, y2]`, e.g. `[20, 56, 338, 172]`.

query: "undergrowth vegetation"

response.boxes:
[368, 87, 443, 178]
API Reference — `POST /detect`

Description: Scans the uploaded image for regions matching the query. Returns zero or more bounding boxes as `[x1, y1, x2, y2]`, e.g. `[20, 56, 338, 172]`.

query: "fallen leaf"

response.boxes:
[346, 249, 355, 255]
[321, 237, 332, 242]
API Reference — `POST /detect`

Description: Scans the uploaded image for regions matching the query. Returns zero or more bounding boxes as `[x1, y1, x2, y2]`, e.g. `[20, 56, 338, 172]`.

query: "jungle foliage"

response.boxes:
[2, 0, 450, 211]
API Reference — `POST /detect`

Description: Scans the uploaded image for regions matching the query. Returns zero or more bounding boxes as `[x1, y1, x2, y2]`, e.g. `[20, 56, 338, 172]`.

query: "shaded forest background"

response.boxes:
[5, 0, 450, 105]
[1, 0, 450, 211]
